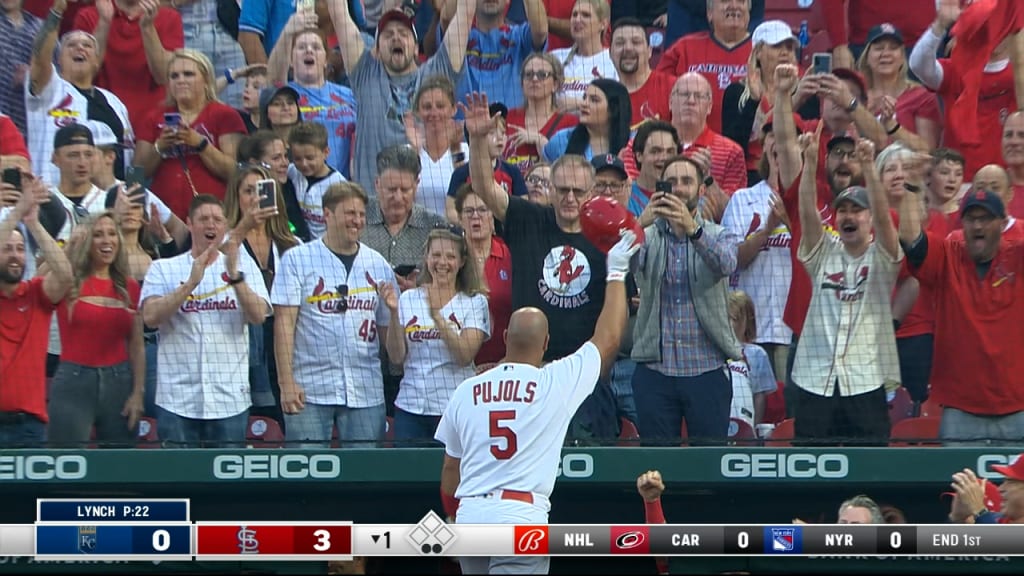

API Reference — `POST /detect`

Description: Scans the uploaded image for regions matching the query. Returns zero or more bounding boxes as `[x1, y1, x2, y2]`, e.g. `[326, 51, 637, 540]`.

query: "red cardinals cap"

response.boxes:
[832, 68, 868, 101]
[579, 195, 644, 254]
[992, 455, 1024, 482]
[376, 9, 418, 43]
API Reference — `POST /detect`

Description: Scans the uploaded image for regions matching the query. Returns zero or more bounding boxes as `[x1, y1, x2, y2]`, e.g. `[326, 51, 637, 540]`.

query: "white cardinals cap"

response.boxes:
[753, 20, 798, 46]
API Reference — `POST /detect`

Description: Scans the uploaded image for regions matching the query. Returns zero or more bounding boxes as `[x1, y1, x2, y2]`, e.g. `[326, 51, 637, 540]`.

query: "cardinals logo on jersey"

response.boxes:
[48, 94, 80, 128]
[821, 266, 869, 302]
[538, 245, 592, 309]
[405, 315, 441, 342]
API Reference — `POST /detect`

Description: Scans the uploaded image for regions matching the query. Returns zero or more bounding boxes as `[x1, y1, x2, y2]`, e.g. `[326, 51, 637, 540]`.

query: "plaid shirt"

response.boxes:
[360, 200, 448, 269]
[648, 219, 739, 377]
[0, 11, 42, 136]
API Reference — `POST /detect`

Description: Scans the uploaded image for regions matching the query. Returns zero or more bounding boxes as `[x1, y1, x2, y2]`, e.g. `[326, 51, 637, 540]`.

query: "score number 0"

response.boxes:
[152, 530, 171, 551]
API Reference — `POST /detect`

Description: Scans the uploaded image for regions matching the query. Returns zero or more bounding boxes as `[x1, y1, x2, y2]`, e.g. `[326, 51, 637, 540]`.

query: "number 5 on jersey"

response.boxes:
[489, 410, 518, 459]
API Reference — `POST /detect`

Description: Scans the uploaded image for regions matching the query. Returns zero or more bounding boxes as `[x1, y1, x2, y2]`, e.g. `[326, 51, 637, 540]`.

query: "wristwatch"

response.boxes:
[226, 272, 246, 286]
[972, 508, 989, 523]
[196, 138, 210, 152]
[903, 182, 922, 194]
[845, 97, 859, 114]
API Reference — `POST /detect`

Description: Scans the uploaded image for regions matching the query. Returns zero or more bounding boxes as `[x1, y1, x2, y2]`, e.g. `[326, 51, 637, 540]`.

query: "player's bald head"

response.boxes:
[973, 164, 1011, 202]
[504, 307, 549, 354]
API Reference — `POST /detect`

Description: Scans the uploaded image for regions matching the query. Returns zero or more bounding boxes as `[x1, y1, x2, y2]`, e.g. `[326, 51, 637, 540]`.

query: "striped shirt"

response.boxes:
[0, 11, 42, 136]
[621, 125, 747, 197]
[647, 219, 739, 377]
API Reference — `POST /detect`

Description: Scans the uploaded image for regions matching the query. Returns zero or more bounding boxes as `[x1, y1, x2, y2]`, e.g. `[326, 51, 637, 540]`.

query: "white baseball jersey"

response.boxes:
[48, 184, 108, 242]
[721, 180, 793, 345]
[549, 49, 618, 105]
[271, 240, 397, 407]
[728, 343, 778, 428]
[794, 236, 901, 397]
[286, 165, 347, 239]
[25, 65, 133, 186]
[140, 249, 271, 419]
[394, 288, 490, 416]
[435, 342, 602, 505]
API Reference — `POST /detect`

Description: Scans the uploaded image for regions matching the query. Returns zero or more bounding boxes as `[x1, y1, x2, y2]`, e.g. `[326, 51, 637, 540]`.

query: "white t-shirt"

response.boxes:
[26, 65, 133, 187]
[548, 48, 619, 104]
[721, 181, 793, 345]
[272, 240, 397, 407]
[140, 249, 271, 419]
[728, 343, 778, 428]
[418, 143, 469, 218]
[793, 237, 902, 397]
[395, 288, 490, 416]
[287, 165, 347, 239]
[435, 342, 602, 506]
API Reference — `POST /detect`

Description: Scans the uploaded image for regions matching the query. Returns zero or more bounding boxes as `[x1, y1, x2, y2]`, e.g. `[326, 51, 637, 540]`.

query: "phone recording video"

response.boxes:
[812, 53, 833, 75]
[2, 167, 21, 190]
[163, 113, 182, 129]
[654, 181, 672, 199]
[256, 179, 277, 210]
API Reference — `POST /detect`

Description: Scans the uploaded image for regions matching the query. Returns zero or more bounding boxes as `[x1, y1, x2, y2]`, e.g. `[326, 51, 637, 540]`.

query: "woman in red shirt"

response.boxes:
[134, 49, 246, 220]
[50, 212, 143, 447]
[504, 53, 578, 175]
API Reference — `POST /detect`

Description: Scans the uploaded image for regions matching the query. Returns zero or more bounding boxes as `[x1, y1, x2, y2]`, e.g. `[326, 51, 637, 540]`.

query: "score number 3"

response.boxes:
[313, 529, 331, 551]
[489, 410, 518, 460]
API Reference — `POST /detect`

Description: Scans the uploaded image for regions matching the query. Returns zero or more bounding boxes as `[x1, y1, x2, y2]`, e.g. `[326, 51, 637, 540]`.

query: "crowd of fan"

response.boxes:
[0, 0, 1022, 449]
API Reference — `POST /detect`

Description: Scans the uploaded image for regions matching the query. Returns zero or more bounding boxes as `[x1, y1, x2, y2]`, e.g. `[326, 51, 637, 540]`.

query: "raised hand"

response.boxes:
[745, 50, 763, 100]
[403, 111, 423, 150]
[284, 9, 319, 35]
[97, 0, 114, 22]
[458, 92, 497, 139]
[188, 242, 219, 286]
[936, 0, 961, 31]
[818, 74, 855, 107]
[607, 229, 641, 281]
[774, 64, 799, 95]
[139, 0, 159, 27]
[636, 470, 665, 503]
[449, 119, 466, 150]
[951, 468, 986, 516]
[20, 176, 49, 225]
[854, 138, 876, 166]
[798, 120, 825, 163]
[378, 281, 399, 312]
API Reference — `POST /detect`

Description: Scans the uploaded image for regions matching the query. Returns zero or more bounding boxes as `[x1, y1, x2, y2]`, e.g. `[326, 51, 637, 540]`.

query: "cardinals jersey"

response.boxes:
[435, 342, 602, 504]
[549, 49, 619, 105]
[287, 164, 347, 239]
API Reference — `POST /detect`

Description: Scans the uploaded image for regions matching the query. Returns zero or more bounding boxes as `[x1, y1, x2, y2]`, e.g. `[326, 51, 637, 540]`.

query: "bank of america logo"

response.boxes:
[78, 526, 97, 553]
[771, 528, 795, 552]
[237, 526, 259, 553]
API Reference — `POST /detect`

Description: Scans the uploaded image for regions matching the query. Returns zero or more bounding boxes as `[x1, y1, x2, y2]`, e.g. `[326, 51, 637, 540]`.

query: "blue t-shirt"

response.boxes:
[289, 81, 358, 179]
[455, 22, 543, 110]
[240, 0, 366, 56]
[542, 127, 593, 163]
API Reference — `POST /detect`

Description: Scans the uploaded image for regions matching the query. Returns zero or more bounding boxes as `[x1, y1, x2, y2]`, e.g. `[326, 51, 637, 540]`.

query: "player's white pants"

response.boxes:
[457, 495, 550, 574]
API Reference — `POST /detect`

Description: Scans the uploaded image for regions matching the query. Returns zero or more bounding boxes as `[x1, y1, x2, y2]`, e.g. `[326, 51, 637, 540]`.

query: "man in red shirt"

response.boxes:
[542, 0, 575, 51]
[0, 175, 73, 446]
[609, 17, 674, 129]
[1001, 112, 1024, 218]
[656, 0, 751, 134]
[947, 165, 1024, 241]
[72, 0, 183, 128]
[899, 184, 1024, 445]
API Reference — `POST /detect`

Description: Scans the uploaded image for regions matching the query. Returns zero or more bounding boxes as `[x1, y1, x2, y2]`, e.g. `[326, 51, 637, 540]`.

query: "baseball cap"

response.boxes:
[960, 188, 1006, 218]
[376, 8, 418, 43]
[85, 120, 123, 149]
[827, 134, 856, 153]
[591, 154, 627, 179]
[259, 85, 302, 128]
[53, 123, 95, 149]
[833, 186, 870, 209]
[991, 455, 1024, 481]
[866, 23, 905, 47]
[832, 68, 868, 100]
[579, 195, 644, 253]
[752, 20, 798, 47]
[488, 102, 509, 120]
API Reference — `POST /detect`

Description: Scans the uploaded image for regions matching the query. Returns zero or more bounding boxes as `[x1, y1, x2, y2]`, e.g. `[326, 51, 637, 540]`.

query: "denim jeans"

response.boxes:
[249, 321, 275, 408]
[156, 406, 249, 448]
[0, 414, 46, 447]
[49, 361, 136, 447]
[284, 402, 386, 448]
[182, 22, 247, 108]
[392, 408, 442, 447]
[632, 363, 732, 444]
[610, 359, 638, 424]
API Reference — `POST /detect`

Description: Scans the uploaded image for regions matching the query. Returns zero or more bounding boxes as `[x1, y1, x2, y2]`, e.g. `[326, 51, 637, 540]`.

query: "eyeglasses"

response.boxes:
[671, 91, 711, 102]
[554, 186, 591, 198]
[526, 175, 551, 188]
[523, 70, 553, 81]
[829, 149, 856, 160]
[461, 207, 490, 216]
[433, 222, 466, 236]
[335, 284, 349, 313]
[593, 181, 625, 193]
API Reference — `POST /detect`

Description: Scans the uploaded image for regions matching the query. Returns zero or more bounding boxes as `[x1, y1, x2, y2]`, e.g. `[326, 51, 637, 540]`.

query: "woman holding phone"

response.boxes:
[224, 165, 301, 422]
[238, 131, 312, 242]
[134, 49, 247, 221]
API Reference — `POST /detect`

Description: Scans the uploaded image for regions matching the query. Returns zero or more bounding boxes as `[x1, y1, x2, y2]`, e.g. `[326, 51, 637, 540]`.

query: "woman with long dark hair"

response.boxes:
[542, 78, 632, 162]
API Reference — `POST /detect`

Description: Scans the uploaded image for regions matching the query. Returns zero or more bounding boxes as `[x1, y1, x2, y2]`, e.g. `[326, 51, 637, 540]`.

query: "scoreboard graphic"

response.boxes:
[0, 499, 1021, 560]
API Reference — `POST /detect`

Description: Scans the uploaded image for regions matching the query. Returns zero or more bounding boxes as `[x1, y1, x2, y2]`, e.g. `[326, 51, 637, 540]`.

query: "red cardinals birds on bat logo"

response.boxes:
[557, 246, 585, 287]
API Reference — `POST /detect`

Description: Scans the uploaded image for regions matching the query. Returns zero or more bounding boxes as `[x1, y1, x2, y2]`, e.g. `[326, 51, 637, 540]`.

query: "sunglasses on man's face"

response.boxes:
[336, 284, 349, 313]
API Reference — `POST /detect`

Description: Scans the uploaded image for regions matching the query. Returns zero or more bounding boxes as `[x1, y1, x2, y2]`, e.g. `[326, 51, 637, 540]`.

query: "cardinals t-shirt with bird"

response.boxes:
[502, 196, 607, 361]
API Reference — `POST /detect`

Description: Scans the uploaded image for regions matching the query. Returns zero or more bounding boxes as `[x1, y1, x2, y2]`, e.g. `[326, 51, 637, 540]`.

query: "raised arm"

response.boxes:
[524, 0, 549, 51]
[92, 0, 114, 63]
[380, 283, 407, 365]
[442, 0, 476, 74]
[461, 93, 509, 221]
[268, 11, 317, 84]
[1013, 30, 1024, 111]
[773, 64, 803, 190]
[855, 139, 899, 258]
[139, 0, 176, 87]
[29, 0, 64, 96]
[911, 0, 960, 90]
[327, 0, 367, 78]
[797, 122, 825, 252]
[589, 232, 640, 377]
[21, 179, 73, 303]
[898, 156, 927, 245]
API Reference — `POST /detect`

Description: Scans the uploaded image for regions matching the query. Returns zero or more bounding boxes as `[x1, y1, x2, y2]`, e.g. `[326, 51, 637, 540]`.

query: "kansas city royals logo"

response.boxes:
[78, 526, 97, 553]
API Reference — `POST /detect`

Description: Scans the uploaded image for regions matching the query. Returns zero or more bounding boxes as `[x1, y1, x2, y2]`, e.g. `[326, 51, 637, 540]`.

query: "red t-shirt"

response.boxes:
[543, 0, 576, 51]
[1010, 184, 1024, 219]
[0, 115, 29, 161]
[895, 86, 941, 139]
[656, 31, 751, 134]
[937, 60, 1016, 180]
[680, 125, 747, 196]
[896, 210, 949, 338]
[137, 102, 247, 219]
[73, 5, 184, 129]
[476, 237, 513, 365]
[57, 276, 140, 367]
[503, 107, 578, 175]
[912, 231, 1024, 415]
[947, 217, 1024, 243]
[628, 70, 674, 129]
[24, 0, 88, 34]
[0, 277, 56, 422]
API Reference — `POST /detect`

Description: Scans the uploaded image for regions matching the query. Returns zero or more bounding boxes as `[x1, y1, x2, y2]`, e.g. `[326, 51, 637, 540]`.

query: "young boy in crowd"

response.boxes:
[287, 122, 346, 238]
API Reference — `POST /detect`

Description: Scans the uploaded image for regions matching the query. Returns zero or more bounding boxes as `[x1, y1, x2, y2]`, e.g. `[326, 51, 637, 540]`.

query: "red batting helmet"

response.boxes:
[579, 195, 644, 254]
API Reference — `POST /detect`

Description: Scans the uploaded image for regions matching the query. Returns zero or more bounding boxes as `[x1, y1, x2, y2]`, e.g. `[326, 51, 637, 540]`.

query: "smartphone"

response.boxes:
[654, 181, 672, 198]
[812, 53, 833, 75]
[2, 167, 21, 190]
[393, 264, 417, 277]
[257, 179, 277, 210]
[163, 112, 182, 129]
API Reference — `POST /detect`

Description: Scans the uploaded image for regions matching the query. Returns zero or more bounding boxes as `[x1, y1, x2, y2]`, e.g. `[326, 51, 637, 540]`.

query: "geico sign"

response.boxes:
[0, 455, 87, 480]
[976, 454, 1022, 480]
[556, 454, 594, 478]
[720, 453, 849, 478]
[213, 454, 341, 479]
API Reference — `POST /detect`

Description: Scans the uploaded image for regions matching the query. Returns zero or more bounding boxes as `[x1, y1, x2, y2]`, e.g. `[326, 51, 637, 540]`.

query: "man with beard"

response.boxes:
[327, 0, 475, 196]
[947, 165, 1024, 241]
[791, 125, 901, 445]
[900, 169, 1024, 444]
[0, 176, 73, 446]
[609, 17, 674, 128]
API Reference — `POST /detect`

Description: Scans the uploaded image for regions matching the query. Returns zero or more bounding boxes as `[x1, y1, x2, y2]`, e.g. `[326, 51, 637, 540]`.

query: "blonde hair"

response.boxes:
[857, 39, 915, 92]
[165, 49, 219, 105]
[64, 211, 132, 320]
[418, 229, 488, 297]
[224, 165, 300, 253]
[728, 290, 757, 343]
[562, 0, 610, 69]
[521, 53, 565, 109]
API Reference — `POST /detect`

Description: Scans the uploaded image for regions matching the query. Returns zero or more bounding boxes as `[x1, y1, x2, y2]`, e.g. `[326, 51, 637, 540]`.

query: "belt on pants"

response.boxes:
[476, 489, 534, 504]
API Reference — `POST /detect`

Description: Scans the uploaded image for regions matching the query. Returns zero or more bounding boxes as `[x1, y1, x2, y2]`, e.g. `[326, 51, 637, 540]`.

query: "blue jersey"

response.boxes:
[454, 22, 543, 109]
[289, 82, 358, 179]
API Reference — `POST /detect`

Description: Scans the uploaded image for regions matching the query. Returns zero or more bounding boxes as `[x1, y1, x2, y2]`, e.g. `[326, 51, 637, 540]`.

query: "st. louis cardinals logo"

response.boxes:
[48, 94, 80, 128]
[514, 526, 549, 555]
[538, 245, 592, 309]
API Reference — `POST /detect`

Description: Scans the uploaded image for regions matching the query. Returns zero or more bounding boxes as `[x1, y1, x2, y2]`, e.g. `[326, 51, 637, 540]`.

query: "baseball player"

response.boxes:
[434, 230, 640, 575]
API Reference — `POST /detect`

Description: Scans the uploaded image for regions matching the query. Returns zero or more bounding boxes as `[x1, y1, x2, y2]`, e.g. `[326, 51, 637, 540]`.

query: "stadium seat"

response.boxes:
[728, 418, 757, 445]
[618, 418, 640, 447]
[680, 418, 689, 447]
[136, 417, 160, 449]
[888, 387, 915, 424]
[88, 426, 97, 449]
[763, 381, 787, 424]
[890, 417, 942, 447]
[331, 424, 340, 448]
[765, 417, 795, 447]
[919, 397, 942, 418]
[383, 416, 395, 448]
[247, 416, 285, 448]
